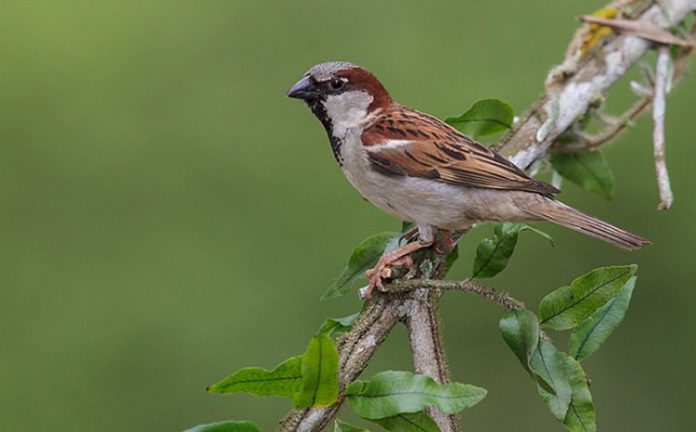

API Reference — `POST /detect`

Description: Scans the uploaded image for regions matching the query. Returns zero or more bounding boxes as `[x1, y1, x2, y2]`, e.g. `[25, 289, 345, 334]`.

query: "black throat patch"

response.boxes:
[308, 100, 344, 166]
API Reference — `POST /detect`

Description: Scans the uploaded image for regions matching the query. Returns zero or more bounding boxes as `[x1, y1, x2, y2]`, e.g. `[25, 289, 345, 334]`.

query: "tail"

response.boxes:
[521, 199, 650, 251]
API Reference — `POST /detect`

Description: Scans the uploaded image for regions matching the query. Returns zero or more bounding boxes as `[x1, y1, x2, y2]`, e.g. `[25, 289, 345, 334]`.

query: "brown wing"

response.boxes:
[362, 106, 559, 196]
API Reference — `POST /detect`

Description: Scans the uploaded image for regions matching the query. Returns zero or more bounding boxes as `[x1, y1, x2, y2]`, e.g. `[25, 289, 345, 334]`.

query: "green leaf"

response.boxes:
[346, 371, 486, 419]
[445, 98, 514, 139]
[334, 420, 370, 432]
[370, 412, 439, 432]
[294, 335, 339, 408]
[540, 265, 637, 330]
[499, 309, 540, 373]
[318, 313, 360, 338]
[322, 232, 399, 299]
[562, 357, 596, 432]
[529, 339, 573, 421]
[207, 356, 302, 397]
[472, 223, 553, 279]
[569, 277, 636, 361]
[182, 420, 261, 432]
[551, 150, 615, 199]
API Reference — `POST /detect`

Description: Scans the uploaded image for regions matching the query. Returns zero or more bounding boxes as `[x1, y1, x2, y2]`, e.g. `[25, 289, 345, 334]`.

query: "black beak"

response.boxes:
[287, 75, 320, 100]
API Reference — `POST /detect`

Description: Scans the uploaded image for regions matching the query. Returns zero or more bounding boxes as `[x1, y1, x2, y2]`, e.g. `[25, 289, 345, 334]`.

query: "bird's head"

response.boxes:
[287, 62, 392, 138]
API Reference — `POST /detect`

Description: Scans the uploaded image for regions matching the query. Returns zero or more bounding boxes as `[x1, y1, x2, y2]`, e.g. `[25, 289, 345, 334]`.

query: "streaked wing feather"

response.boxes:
[362, 106, 559, 195]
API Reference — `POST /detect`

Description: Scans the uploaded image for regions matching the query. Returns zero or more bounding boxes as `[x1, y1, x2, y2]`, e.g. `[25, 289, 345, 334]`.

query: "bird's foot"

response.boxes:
[434, 229, 456, 254]
[361, 241, 430, 300]
[399, 225, 419, 243]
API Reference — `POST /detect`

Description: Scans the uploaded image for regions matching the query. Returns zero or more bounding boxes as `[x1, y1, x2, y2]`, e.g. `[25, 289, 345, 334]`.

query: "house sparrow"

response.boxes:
[288, 61, 649, 298]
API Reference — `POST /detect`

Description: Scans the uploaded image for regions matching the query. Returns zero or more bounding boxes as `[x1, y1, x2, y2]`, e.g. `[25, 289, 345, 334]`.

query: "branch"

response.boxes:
[653, 46, 674, 210]
[278, 1, 695, 430]
[392, 279, 525, 311]
[404, 289, 458, 431]
[498, 0, 695, 168]
[554, 96, 652, 152]
[279, 294, 403, 432]
[401, 231, 467, 432]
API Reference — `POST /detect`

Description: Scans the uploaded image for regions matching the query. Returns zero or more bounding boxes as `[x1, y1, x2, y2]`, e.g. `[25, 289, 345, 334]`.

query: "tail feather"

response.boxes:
[522, 200, 650, 251]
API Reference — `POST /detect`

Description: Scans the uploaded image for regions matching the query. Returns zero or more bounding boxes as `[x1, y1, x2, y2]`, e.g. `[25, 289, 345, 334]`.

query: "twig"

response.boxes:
[579, 15, 692, 47]
[391, 279, 525, 311]
[555, 96, 652, 152]
[672, 20, 696, 79]
[653, 46, 674, 210]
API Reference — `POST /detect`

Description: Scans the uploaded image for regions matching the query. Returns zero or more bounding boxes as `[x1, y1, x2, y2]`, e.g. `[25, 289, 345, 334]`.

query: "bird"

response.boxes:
[287, 61, 649, 298]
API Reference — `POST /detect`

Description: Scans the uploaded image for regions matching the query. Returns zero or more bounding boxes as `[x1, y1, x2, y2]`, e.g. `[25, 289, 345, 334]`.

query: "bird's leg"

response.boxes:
[434, 229, 456, 254]
[363, 239, 432, 299]
[399, 225, 419, 243]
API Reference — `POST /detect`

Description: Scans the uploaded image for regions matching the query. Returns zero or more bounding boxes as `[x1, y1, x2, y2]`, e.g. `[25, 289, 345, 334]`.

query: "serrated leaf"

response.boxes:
[562, 357, 596, 432]
[294, 335, 339, 408]
[207, 356, 302, 397]
[472, 223, 553, 279]
[334, 420, 370, 432]
[529, 339, 573, 421]
[499, 309, 540, 373]
[569, 277, 636, 360]
[182, 420, 261, 432]
[551, 150, 615, 199]
[540, 265, 637, 330]
[346, 371, 486, 419]
[323, 232, 399, 299]
[445, 99, 514, 139]
[318, 313, 360, 338]
[370, 412, 439, 432]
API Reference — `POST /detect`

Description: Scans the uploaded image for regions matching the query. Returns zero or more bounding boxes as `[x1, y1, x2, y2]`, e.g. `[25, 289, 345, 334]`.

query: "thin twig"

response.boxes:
[579, 15, 692, 47]
[672, 20, 696, 79]
[653, 46, 674, 211]
[556, 96, 652, 152]
[392, 279, 525, 311]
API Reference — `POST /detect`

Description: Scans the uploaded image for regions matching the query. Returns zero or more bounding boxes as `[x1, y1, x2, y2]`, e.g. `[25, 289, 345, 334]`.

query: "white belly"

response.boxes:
[338, 131, 530, 230]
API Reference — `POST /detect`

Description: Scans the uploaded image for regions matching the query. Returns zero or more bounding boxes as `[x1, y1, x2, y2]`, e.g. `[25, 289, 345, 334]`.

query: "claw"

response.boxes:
[361, 240, 433, 300]
[434, 229, 456, 254]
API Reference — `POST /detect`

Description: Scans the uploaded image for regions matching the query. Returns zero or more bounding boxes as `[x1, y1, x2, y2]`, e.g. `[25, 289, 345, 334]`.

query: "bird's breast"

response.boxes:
[337, 131, 457, 227]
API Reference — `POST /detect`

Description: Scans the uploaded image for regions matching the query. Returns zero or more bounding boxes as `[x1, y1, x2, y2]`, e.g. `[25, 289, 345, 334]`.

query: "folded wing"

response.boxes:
[362, 106, 559, 196]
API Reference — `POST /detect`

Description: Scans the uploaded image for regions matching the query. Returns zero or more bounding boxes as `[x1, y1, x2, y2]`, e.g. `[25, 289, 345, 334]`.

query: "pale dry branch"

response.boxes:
[499, 0, 695, 168]
[653, 46, 674, 210]
[556, 96, 652, 152]
[579, 15, 692, 46]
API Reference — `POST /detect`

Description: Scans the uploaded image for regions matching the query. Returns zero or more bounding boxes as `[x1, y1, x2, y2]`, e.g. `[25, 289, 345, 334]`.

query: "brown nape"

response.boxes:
[339, 67, 393, 112]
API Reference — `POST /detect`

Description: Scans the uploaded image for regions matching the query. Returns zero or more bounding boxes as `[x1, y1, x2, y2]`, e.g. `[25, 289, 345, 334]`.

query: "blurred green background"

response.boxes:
[1, 1, 694, 431]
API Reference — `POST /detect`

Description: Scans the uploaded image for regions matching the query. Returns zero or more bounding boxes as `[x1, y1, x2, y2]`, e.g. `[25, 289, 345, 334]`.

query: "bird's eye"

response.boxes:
[330, 78, 346, 90]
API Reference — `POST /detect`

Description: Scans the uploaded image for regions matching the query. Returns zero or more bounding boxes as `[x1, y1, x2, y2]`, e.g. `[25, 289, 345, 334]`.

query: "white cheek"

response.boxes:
[323, 91, 373, 138]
